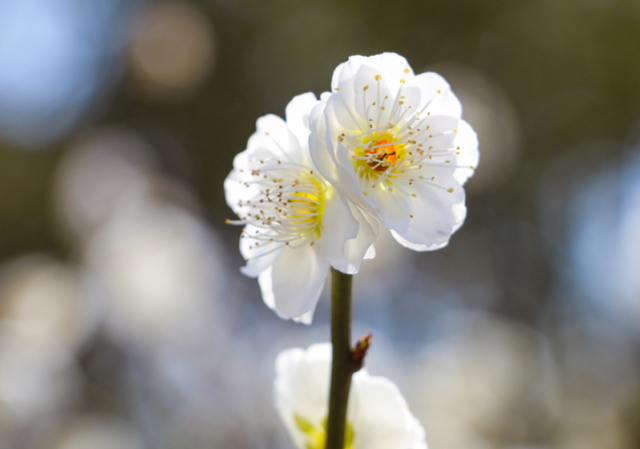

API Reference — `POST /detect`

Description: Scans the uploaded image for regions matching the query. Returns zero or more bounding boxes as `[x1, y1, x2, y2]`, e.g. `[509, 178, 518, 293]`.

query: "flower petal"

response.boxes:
[274, 344, 332, 448]
[373, 183, 411, 233]
[329, 204, 378, 274]
[223, 163, 253, 216]
[348, 372, 427, 449]
[351, 64, 394, 125]
[451, 119, 479, 185]
[285, 92, 319, 161]
[312, 97, 373, 213]
[239, 224, 282, 277]
[316, 188, 359, 260]
[309, 100, 343, 186]
[327, 87, 367, 133]
[258, 244, 328, 321]
[391, 172, 467, 251]
[332, 53, 414, 98]
[247, 114, 303, 164]
[412, 71, 462, 118]
[292, 306, 315, 325]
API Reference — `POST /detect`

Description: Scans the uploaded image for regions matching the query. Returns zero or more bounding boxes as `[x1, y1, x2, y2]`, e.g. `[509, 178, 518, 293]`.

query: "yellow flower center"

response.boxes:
[237, 163, 329, 257]
[349, 128, 408, 183]
[295, 414, 354, 449]
[286, 173, 326, 240]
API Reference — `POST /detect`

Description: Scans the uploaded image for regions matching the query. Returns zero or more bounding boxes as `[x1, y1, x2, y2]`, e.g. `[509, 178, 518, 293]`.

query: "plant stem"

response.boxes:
[326, 268, 353, 449]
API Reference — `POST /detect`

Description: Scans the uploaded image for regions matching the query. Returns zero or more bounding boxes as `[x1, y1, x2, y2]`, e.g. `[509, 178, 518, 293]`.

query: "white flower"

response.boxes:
[310, 53, 479, 251]
[274, 343, 427, 449]
[224, 93, 376, 324]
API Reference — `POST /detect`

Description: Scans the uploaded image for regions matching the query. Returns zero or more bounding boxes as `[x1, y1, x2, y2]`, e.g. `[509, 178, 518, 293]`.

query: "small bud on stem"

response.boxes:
[350, 333, 373, 371]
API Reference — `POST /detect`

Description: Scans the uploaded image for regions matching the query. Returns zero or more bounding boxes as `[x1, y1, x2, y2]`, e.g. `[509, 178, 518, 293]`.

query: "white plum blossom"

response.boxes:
[310, 53, 479, 251]
[274, 343, 427, 449]
[224, 93, 376, 324]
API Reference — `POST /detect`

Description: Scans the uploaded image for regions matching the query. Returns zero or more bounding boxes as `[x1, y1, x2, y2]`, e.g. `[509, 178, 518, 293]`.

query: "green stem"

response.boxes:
[326, 268, 354, 449]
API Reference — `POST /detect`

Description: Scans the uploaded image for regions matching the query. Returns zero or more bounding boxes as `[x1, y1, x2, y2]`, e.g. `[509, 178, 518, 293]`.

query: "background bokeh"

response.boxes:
[1, 0, 640, 448]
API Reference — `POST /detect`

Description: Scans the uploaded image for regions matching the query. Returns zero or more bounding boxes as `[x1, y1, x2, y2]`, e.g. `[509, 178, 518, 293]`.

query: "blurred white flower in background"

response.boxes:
[85, 200, 225, 346]
[55, 126, 228, 349]
[274, 343, 426, 449]
[0, 255, 89, 430]
[56, 127, 225, 346]
[310, 52, 479, 252]
[45, 415, 144, 449]
[48, 125, 254, 448]
[225, 93, 375, 324]
[0, 254, 96, 352]
[55, 128, 157, 241]
[0, 330, 80, 428]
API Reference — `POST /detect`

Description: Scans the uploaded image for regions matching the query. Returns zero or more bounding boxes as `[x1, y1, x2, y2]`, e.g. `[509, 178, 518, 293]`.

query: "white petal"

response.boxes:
[412, 71, 462, 118]
[274, 344, 332, 449]
[223, 166, 251, 216]
[367, 52, 415, 89]
[317, 188, 359, 260]
[326, 87, 366, 133]
[391, 173, 467, 251]
[292, 306, 315, 325]
[314, 96, 373, 213]
[239, 224, 282, 277]
[258, 265, 277, 311]
[348, 372, 427, 449]
[329, 204, 379, 274]
[424, 125, 458, 150]
[259, 245, 328, 321]
[332, 53, 414, 99]
[451, 119, 479, 185]
[247, 114, 303, 164]
[285, 92, 319, 160]
[309, 100, 342, 187]
[373, 183, 411, 233]
[351, 64, 394, 124]
[349, 62, 422, 130]
[421, 114, 459, 135]
[364, 242, 376, 259]
[330, 55, 370, 106]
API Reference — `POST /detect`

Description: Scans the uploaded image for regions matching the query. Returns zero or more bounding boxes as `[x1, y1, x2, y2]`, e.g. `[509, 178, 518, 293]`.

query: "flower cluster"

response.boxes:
[225, 52, 478, 323]
[226, 52, 478, 449]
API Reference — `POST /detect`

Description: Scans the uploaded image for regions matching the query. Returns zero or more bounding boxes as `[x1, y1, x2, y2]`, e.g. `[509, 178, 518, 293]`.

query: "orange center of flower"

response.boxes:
[365, 139, 398, 172]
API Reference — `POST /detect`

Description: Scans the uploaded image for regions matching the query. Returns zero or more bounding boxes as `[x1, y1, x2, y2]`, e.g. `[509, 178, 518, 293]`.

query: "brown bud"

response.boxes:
[350, 333, 373, 372]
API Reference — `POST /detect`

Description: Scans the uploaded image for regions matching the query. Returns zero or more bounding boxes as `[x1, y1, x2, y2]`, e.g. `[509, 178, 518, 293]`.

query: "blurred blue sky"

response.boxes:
[0, 0, 132, 146]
